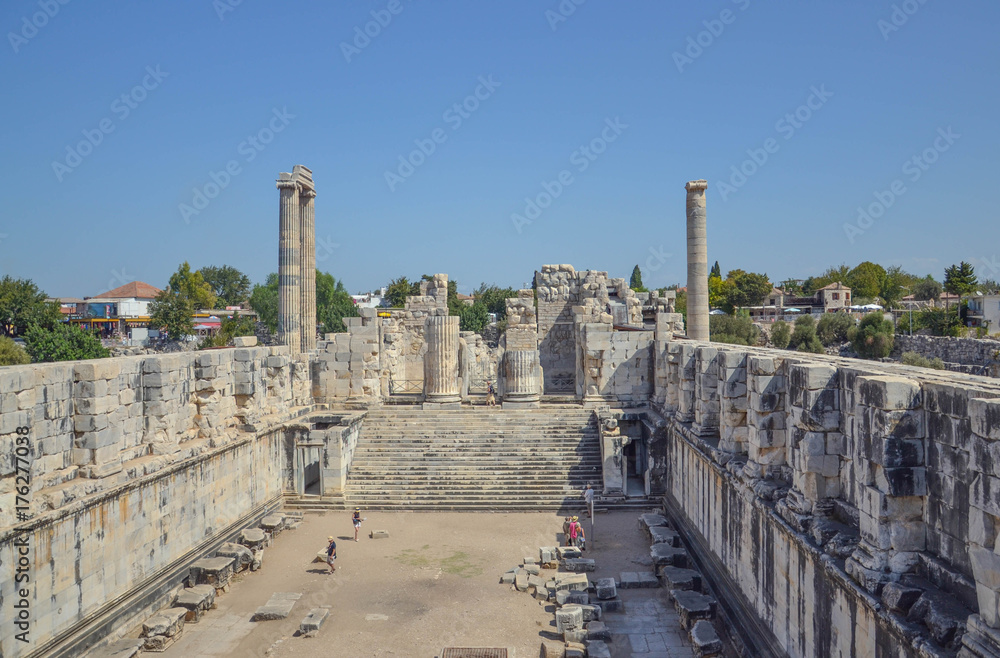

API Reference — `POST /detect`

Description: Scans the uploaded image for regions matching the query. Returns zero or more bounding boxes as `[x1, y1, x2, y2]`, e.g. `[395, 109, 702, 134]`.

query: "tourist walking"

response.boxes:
[569, 516, 581, 548]
[485, 381, 496, 407]
[584, 484, 594, 518]
[562, 516, 572, 546]
[352, 508, 363, 541]
[325, 536, 337, 573]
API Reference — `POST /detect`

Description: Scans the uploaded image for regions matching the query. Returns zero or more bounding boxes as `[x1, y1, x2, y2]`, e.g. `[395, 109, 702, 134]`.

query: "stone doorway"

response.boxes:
[295, 445, 322, 495]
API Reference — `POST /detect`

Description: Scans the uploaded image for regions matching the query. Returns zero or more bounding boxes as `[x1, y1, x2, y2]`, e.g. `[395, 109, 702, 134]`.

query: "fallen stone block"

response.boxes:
[907, 589, 971, 647]
[541, 639, 565, 658]
[232, 336, 257, 347]
[259, 514, 284, 536]
[881, 581, 924, 615]
[554, 573, 589, 592]
[639, 513, 669, 531]
[523, 563, 541, 576]
[369, 529, 389, 539]
[299, 608, 330, 635]
[619, 572, 640, 589]
[672, 590, 717, 629]
[252, 592, 302, 621]
[690, 619, 723, 656]
[651, 543, 687, 568]
[565, 641, 586, 658]
[586, 620, 611, 641]
[142, 635, 174, 652]
[563, 558, 596, 573]
[88, 638, 144, 658]
[539, 546, 558, 564]
[523, 555, 538, 565]
[174, 585, 217, 622]
[594, 577, 617, 600]
[528, 573, 546, 591]
[556, 589, 589, 605]
[142, 607, 187, 638]
[189, 557, 235, 589]
[314, 549, 329, 564]
[557, 546, 582, 560]
[515, 571, 529, 592]
[660, 567, 702, 592]
[239, 527, 267, 549]
[500, 569, 517, 584]
[252, 548, 263, 571]
[595, 598, 624, 613]
[216, 542, 254, 572]
[586, 639, 612, 658]
[564, 628, 587, 643]
[533, 584, 551, 601]
[650, 525, 680, 546]
[556, 606, 584, 633]
[637, 572, 659, 588]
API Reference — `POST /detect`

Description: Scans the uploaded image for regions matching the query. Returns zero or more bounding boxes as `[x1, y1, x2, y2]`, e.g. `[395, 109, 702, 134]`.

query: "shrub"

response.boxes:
[24, 323, 109, 362]
[770, 320, 791, 349]
[710, 313, 760, 346]
[788, 316, 824, 353]
[0, 336, 30, 366]
[901, 351, 944, 370]
[816, 313, 854, 346]
[848, 311, 895, 360]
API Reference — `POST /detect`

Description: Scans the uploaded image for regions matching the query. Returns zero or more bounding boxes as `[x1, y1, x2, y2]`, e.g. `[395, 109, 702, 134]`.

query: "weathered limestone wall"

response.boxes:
[313, 311, 381, 401]
[894, 335, 1000, 377]
[316, 412, 366, 494]
[653, 340, 1000, 657]
[0, 347, 312, 656]
[536, 265, 582, 393]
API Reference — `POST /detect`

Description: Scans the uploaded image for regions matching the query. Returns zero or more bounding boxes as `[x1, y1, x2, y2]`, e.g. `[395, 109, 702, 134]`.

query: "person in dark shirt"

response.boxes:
[325, 536, 337, 573]
[352, 508, 363, 542]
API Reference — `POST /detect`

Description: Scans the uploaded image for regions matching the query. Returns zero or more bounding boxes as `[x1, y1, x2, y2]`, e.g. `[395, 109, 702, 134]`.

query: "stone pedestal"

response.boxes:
[502, 349, 541, 408]
[685, 180, 709, 342]
[423, 315, 461, 405]
[277, 178, 301, 354]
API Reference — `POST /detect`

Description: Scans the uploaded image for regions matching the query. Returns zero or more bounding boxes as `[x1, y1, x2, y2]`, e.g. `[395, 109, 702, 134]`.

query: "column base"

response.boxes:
[961, 615, 1000, 658]
[422, 401, 462, 410]
[502, 399, 540, 409]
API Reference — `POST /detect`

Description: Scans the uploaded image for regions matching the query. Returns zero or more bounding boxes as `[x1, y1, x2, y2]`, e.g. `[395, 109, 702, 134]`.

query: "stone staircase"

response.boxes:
[339, 406, 603, 511]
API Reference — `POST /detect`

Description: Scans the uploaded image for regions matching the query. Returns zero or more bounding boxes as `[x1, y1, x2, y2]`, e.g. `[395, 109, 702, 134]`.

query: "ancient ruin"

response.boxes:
[3, 175, 1000, 657]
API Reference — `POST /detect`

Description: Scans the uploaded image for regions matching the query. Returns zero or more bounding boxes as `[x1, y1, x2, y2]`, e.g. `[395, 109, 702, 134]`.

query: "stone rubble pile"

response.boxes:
[118, 511, 303, 654]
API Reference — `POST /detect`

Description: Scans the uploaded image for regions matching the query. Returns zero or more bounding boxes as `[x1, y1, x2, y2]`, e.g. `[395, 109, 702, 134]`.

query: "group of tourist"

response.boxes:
[324, 508, 365, 574]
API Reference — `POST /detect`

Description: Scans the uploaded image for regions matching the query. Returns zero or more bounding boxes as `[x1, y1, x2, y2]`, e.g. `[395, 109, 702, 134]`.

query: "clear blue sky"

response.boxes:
[2, 0, 998, 297]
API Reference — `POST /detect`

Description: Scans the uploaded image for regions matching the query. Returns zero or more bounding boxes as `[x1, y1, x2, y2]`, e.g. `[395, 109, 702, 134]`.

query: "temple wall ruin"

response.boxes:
[652, 340, 1000, 657]
[0, 347, 314, 656]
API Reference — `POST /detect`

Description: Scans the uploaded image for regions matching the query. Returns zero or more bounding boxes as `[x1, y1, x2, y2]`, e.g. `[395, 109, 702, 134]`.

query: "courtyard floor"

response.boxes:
[154, 509, 694, 657]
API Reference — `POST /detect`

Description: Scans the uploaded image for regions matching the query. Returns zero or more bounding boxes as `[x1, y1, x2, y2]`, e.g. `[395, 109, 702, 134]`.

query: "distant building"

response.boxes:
[746, 283, 852, 322]
[968, 293, 1000, 333]
[352, 287, 388, 308]
[90, 281, 162, 318]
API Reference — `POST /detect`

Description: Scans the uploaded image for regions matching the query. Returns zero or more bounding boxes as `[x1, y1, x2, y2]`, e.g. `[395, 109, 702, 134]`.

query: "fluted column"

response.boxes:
[685, 179, 710, 341]
[423, 315, 460, 403]
[299, 190, 316, 351]
[503, 349, 541, 405]
[277, 179, 301, 354]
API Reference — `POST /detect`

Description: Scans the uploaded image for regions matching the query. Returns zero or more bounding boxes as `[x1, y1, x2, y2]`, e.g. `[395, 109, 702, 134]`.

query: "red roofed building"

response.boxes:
[90, 281, 162, 318]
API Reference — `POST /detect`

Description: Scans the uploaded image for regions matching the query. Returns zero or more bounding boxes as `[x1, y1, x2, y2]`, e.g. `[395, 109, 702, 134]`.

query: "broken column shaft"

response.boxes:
[685, 180, 710, 342]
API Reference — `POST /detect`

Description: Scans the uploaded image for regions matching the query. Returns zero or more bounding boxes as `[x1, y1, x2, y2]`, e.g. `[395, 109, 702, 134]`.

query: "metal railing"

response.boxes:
[389, 379, 423, 395]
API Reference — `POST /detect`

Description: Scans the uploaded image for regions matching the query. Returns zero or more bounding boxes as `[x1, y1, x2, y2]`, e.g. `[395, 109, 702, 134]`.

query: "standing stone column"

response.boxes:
[685, 180, 709, 341]
[423, 315, 461, 404]
[277, 176, 301, 354]
[299, 189, 317, 351]
[503, 349, 541, 407]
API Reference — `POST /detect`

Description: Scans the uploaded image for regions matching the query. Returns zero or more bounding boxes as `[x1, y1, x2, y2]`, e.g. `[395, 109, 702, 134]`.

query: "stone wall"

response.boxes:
[536, 265, 582, 393]
[653, 340, 1000, 656]
[894, 335, 1000, 377]
[0, 346, 312, 656]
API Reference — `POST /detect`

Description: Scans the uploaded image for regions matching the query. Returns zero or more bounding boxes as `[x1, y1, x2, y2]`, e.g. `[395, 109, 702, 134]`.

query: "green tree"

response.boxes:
[880, 265, 909, 309]
[979, 278, 1000, 295]
[199, 312, 257, 349]
[199, 265, 251, 308]
[248, 273, 279, 334]
[816, 313, 854, 346]
[788, 315, 824, 353]
[316, 271, 358, 334]
[630, 265, 648, 292]
[848, 311, 895, 359]
[724, 269, 772, 311]
[770, 320, 791, 349]
[913, 306, 962, 337]
[710, 261, 722, 279]
[385, 276, 412, 308]
[0, 336, 30, 365]
[944, 261, 978, 306]
[708, 275, 732, 311]
[846, 262, 887, 301]
[149, 289, 195, 340]
[901, 352, 944, 370]
[802, 265, 849, 296]
[168, 262, 216, 310]
[457, 302, 490, 333]
[0, 275, 61, 337]
[470, 284, 518, 320]
[24, 323, 109, 362]
[913, 276, 942, 302]
[710, 312, 759, 346]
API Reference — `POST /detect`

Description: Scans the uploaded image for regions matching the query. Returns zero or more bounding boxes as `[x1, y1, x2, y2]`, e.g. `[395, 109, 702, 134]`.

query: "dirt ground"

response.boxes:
[158, 508, 663, 658]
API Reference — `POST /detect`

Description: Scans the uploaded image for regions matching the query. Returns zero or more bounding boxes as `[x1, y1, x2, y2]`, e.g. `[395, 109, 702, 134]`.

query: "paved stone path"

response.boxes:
[603, 596, 694, 657]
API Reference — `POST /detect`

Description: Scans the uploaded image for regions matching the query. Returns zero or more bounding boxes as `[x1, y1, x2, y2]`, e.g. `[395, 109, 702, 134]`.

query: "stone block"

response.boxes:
[239, 528, 267, 550]
[881, 582, 923, 615]
[523, 563, 540, 576]
[554, 573, 589, 592]
[639, 513, 669, 531]
[541, 639, 565, 658]
[556, 606, 584, 633]
[174, 585, 216, 615]
[660, 567, 702, 592]
[672, 590, 717, 629]
[857, 376, 921, 411]
[142, 607, 187, 637]
[651, 543, 687, 568]
[251, 592, 302, 621]
[619, 572, 640, 589]
[87, 639, 144, 658]
[539, 546, 558, 564]
[299, 608, 329, 635]
[650, 526, 680, 546]
[216, 542, 254, 572]
[500, 569, 516, 584]
[636, 572, 659, 588]
[971, 398, 1000, 440]
[232, 336, 258, 347]
[790, 364, 837, 391]
[594, 577, 617, 600]
[369, 529, 389, 539]
[690, 619, 723, 656]
[595, 598, 624, 613]
[189, 557, 235, 588]
[563, 558, 596, 572]
[877, 466, 927, 497]
[586, 620, 611, 641]
[907, 589, 971, 647]
[557, 546, 582, 560]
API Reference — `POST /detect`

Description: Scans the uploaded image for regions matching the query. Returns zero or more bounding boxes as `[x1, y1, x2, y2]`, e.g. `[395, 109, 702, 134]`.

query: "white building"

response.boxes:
[90, 281, 162, 318]
[968, 293, 1000, 334]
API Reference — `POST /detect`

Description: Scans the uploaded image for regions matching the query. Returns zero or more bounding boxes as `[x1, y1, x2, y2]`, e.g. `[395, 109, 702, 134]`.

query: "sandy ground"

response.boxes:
[158, 508, 666, 658]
